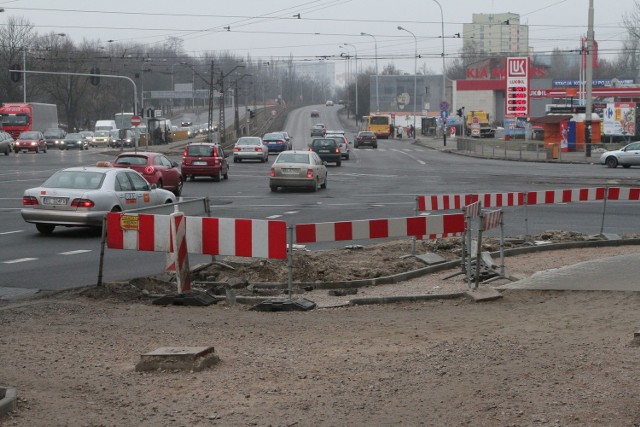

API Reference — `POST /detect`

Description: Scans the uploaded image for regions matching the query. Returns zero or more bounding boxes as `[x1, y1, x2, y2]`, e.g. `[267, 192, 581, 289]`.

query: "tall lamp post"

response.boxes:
[342, 43, 358, 124]
[339, 46, 350, 118]
[433, 0, 446, 106]
[360, 32, 379, 113]
[397, 26, 417, 138]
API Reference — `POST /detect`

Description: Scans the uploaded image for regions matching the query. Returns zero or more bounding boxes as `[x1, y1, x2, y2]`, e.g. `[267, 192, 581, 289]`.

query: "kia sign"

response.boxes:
[505, 57, 530, 117]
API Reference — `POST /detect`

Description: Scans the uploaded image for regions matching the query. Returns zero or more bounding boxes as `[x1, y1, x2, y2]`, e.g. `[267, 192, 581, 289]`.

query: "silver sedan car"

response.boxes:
[269, 150, 327, 192]
[600, 141, 640, 168]
[21, 165, 177, 234]
[233, 136, 269, 163]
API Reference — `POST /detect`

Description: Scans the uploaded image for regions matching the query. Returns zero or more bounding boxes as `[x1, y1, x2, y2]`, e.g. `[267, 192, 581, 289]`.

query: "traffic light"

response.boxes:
[456, 107, 464, 117]
[89, 67, 100, 86]
[10, 64, 21, 82]
[249, 109, 256, 118]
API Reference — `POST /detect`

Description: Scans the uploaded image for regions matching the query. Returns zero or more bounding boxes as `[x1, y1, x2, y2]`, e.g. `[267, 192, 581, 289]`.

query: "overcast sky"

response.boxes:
[1, 0, 631, 75]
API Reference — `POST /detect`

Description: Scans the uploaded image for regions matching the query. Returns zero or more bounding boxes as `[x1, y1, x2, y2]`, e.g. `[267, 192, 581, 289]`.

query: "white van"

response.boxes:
[94, 120, 117, 132]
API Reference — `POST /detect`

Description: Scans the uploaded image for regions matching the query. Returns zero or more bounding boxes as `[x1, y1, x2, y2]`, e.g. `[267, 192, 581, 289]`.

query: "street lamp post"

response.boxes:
[360, 32, 379, 113]
[339, 46, 350, 118]
[343, 43, 358, 124]
[433, 0, 446, 106]
[397, 26, 418, 138]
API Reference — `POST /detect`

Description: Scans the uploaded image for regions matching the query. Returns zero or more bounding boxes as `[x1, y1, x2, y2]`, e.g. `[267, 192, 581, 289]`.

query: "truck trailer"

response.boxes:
[0, 103, 59, 139]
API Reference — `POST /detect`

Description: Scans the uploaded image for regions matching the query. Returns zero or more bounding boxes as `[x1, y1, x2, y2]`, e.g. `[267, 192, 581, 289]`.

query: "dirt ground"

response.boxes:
[3, 231, 640, 426]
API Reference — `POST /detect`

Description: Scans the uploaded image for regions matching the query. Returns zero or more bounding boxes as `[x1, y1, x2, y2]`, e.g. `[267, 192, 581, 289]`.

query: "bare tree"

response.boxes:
[0, 16, 36, 102]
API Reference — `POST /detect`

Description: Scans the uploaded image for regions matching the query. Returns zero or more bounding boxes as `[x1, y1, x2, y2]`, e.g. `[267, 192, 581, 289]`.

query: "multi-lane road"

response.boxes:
[1, 104, 639, 295]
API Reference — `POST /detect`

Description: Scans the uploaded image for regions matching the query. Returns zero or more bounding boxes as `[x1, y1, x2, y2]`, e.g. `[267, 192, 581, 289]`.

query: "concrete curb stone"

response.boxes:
[0, 386, 17, 419]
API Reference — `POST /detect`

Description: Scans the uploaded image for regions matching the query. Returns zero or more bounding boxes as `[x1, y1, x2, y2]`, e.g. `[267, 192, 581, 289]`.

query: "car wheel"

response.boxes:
[261, 157, 266, 163]
[354, 143, 359, 149]
[35, 146, 39, 154]
[373, 145, 378, 149]
[605, 156, 618, 168]
[336, 160, 342, 167]
[35, 223, 55, 235]
[312, 179, 318, 192]
[157, 179, 164, 189]
[345, 154, 349, 160]
[189, 175, 196, 182]
[234, 157, 238, 163]
[270, 185, 278, 192]
[43, 145, 47, 153]
[213, 174, 221, 182]
[173, 177, 183, 197]
[3, 146, 8, 156]
[321, 176, 327, 189]
[223, 168, 229, 180]
[623, 164, 631, 169]
[59, 147, 65, 150]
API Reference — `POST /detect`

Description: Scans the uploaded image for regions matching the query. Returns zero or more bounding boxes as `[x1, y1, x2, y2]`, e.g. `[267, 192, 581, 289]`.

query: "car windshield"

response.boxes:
[42, 171, 105, 190]
[65, 133, 83, 140]
[20, 132, 40, 139]
[44, 130, 64, 138]
[1, 114, 28, 126]
[276, 153, 310, 164]
[186, 145, 214, 156]
[95, 131, 109, 137]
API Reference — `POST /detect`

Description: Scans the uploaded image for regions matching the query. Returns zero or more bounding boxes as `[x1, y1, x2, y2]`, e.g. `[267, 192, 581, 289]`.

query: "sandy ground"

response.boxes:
[2, 240, 640, 426]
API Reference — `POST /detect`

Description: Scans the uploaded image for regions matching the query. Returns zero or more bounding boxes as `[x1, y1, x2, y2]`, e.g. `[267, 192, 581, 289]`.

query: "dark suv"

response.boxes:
[309, 138, 341, 166]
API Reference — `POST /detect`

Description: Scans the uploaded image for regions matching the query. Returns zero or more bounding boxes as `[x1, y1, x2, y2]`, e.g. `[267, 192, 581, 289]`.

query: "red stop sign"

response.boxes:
[130, 115, 142, 127]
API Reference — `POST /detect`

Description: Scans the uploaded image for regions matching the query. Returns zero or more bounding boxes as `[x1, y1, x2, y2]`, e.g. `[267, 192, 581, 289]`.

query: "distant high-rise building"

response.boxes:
[463, 13, 530, 57]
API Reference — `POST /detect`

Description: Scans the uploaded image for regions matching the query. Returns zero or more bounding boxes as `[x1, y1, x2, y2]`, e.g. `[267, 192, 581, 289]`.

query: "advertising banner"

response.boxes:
[603, 103, 636, 136]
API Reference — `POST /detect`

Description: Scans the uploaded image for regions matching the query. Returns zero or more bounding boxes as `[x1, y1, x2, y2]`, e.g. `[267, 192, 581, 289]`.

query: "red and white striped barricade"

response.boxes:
[294, 214, 465, 244]
[185, 217, 288, 259]
[107, 212, 171, 252]
[481, 209, 503, 232]
[169, 212, 191, 293]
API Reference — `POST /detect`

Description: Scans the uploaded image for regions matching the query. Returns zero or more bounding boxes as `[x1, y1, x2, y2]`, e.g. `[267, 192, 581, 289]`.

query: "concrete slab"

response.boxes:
[135, 346, 219, 372]
[414, 252, 446, 265]
[465, 287, 503, 302]
[0, 386, 17, 418]
[600, 233, 621, 241]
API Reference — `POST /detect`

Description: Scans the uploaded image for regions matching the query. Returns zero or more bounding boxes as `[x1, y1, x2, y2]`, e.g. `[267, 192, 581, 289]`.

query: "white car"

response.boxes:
[600, 141, 640, 168]
[21, 165, 176, 234]
[326, 100, 334, 106]
[233, 136, 269, 163]
[325, 131, 349, 160]
[269, 150, 327, 192]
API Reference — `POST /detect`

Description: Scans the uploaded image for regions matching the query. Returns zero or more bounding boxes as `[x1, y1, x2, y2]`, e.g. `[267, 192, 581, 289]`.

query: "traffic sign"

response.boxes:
[440, 110, 449, 119]
[130, 115, 142, 127]
[440, 101, 449, 111]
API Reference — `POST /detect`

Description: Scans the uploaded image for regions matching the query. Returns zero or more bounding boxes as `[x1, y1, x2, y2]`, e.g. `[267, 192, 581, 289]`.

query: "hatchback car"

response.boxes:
[600, 142, 640, 168]
[233, 136, 268, 163]
[43, 128, 66, 149]
[0, 130, 14, 155]
[354, 131, 378, 149]
[263, 132, 290, 153]
[308, 138, 342, 166]
[310, 124, 326, 137]
[112, 152, 183, 196]
[59, 133, 88, 150]
[15, 131, 47, 153]
[310, 110, 320, 118]
[269, 150, 327, 192]
[21, 165, 176, 234]
[325, 131, 349, 160]
[181, 143, 230, 182]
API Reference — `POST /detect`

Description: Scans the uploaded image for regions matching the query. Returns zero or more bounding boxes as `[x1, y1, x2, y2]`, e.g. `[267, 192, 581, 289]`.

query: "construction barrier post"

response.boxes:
[475, 215, 483, 290]
[97, 215, 107, 287]
[499, 211, 505, 277]
[287, 225, 294, 300]
[170, 211, 191, 294]
[600, 187, 609, 235]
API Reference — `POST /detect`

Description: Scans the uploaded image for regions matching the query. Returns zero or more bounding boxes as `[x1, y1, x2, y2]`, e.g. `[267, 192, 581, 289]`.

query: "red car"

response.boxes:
[112, 152, 183, 196]
[181, 143, 229, 182]
[14, 131, 47, 154]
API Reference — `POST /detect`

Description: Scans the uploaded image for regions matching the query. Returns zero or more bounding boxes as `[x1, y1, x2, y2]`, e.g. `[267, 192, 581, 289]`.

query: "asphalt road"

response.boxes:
[1, 103, 639, 295]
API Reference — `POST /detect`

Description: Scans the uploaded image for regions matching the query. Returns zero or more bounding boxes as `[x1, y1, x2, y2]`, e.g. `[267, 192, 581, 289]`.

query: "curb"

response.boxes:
[0, 386, 17, 419]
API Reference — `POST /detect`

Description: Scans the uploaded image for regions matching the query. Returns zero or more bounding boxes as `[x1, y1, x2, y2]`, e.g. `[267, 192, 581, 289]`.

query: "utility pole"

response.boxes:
[234, 79, 240, 137]
[219, 70, 226, 145]
[585, 0, 594, 157]
[207, 60, 215, 143]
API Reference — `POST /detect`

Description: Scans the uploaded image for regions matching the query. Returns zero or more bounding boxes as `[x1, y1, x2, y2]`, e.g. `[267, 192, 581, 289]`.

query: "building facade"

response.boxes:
[463, 13, 529, 56]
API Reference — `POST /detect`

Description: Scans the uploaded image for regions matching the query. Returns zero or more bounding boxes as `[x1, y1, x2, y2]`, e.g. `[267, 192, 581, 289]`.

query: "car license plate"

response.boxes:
[282, 168, 298, 174]
[193, 161, 207, 165]
[242, 147, 252, 151]
[319, 149, 330, 153]
[42, 196, 68, 206]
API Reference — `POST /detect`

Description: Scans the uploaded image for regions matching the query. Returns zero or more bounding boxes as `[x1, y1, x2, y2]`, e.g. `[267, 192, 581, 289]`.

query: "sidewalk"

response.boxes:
[414, 135, 604, 165]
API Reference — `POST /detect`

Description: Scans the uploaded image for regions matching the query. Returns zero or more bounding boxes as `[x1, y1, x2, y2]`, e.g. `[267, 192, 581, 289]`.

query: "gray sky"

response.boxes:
[1, 0, 630, 76]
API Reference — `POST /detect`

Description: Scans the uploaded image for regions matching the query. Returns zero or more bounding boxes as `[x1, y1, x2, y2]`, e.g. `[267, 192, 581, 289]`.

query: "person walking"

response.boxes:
[389, 123, 394, 139]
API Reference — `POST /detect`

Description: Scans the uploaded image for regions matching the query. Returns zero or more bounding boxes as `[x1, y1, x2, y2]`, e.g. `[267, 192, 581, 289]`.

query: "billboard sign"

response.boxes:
[505, 57, 530, 117]
[603, 103, 636, 136]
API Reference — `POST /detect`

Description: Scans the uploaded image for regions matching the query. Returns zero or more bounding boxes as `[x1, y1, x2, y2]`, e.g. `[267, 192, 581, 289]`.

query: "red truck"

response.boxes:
[0, 103, 59, 139]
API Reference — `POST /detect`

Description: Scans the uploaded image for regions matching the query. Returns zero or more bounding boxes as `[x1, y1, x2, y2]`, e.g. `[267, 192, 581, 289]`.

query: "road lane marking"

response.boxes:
[0, 230, 23, 235]
[3, 258, 38, 264]
[59, 250, 92, 255]
[283, 211, 299, 215]
[391, 148, 426, 165]
[266, 215, 282, 219]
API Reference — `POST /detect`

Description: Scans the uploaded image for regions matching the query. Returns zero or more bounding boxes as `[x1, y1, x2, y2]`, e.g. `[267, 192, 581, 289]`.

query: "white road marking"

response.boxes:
[0, 230, 23, 235]
[283, 211, 299, 215]
[59, 250, 92, 255]
[266, 215, 282, 219]
[391, 148, 426, 165]
[3, 258, 38, 264]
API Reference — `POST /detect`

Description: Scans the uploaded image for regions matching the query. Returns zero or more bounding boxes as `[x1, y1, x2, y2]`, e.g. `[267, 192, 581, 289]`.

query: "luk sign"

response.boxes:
[505, 57, 530, 117]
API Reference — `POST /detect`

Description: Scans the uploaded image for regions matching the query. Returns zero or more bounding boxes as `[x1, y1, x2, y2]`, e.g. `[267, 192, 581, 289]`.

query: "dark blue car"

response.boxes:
[262, 132, 290, 153]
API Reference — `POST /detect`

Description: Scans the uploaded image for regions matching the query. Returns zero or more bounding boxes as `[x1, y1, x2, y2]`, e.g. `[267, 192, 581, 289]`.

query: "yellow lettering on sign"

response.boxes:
[120, 215, 139, 231]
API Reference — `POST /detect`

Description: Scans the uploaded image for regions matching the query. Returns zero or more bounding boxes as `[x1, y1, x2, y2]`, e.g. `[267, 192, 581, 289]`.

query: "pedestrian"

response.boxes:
[410, 124, 415, 138]
[389, 123, 394, 139]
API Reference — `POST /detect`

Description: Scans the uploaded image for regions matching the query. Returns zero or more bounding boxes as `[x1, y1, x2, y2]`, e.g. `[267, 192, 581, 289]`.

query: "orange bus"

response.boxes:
[366, 114, 392, 138]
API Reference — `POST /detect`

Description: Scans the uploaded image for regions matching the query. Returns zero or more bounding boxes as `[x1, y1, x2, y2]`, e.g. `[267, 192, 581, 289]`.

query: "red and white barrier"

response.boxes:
[107, 212, 171, 252]
[295, 214, 465, 244]
[464, 201, 481, 219]
[481, 210, 503, 232]
[415, 187, 635, 212]
[170, 212, 191, 293]
[184, 217, 287, 259]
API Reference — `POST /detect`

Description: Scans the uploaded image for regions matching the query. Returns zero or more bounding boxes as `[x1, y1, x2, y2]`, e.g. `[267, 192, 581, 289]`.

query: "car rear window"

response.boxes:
[276, 153, 310, 164]
[312, 139, 336, 148]
[115, 156, 148, 165]
[42, 171, 105, 190]
[186, 145, 215, 156]
[237, 138, 261, 146]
